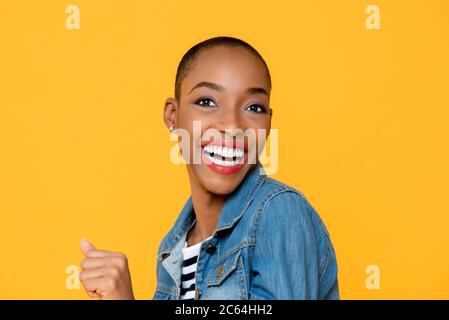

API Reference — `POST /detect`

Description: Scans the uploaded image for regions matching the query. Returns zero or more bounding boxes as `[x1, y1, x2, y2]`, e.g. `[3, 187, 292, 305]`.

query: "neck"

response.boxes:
[187, 169, 227, 244]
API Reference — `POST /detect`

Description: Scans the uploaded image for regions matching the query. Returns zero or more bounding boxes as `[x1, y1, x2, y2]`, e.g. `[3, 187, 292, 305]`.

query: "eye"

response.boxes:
[245, 104, 267, 113]
[194, 97, 217, 107]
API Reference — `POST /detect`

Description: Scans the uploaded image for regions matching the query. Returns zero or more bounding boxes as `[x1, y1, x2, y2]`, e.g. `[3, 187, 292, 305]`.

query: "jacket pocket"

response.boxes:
[208, 248, 242, 286]
[204, 248, 248, 299]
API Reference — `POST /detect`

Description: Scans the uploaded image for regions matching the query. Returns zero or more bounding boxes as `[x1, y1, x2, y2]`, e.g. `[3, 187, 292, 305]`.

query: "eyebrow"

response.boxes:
[188, 81, 223, 94]
[188, 81, 268, 96]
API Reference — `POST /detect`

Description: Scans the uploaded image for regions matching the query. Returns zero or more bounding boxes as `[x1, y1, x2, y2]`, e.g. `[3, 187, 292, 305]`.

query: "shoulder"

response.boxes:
[249, 176, 306, 210]
[251, 176, 333, 247]
[251, 177, 338, 286]
[253, 176, 316, 219]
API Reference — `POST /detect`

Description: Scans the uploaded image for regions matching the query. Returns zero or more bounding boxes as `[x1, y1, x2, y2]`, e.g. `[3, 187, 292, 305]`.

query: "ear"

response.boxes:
[163, 97, 178, 130]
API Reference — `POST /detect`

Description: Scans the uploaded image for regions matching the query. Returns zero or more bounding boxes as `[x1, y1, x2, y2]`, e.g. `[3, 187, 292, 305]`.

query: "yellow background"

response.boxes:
[0, 0, 448, 299]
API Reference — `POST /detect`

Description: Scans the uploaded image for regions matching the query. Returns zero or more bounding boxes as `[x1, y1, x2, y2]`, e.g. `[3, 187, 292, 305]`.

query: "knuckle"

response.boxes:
[109, 267, 120, 277]
[115, 256, 127, 268]
[117, 252, 127, 261]
[106, 277, 117, 289]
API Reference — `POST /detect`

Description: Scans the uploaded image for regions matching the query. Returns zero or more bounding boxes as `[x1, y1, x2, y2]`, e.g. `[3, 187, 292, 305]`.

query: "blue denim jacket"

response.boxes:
[153, 163, 339, 300]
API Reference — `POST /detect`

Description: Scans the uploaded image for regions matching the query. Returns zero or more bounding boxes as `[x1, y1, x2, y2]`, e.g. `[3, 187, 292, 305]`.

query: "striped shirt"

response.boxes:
[179, 236, 212, 300]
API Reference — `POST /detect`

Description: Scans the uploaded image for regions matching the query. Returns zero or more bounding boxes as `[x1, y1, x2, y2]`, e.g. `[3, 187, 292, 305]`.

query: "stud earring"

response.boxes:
[169, 126, 174, 132]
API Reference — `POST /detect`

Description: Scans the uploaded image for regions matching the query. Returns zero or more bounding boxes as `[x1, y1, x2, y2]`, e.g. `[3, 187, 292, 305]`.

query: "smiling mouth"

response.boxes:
[202, 144, 245, 167]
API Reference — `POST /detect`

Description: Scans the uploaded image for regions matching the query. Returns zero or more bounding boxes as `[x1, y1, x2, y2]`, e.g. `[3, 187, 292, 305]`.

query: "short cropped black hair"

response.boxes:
[174, 36, 272, 101]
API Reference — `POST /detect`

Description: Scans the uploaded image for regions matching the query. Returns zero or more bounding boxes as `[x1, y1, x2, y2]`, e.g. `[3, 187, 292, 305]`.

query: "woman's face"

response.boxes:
[165, 45, 272, 195]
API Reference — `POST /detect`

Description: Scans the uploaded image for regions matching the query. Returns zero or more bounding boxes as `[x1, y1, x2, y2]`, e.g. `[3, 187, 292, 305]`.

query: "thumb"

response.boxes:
[80, 239, 96, 255]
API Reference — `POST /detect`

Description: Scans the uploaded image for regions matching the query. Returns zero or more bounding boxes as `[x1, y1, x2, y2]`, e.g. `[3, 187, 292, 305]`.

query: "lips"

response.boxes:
[200, 140, 247, 175]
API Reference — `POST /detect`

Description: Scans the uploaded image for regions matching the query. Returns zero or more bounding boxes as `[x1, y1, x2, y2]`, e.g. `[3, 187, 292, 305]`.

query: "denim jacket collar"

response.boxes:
[158, 162, 267, 260]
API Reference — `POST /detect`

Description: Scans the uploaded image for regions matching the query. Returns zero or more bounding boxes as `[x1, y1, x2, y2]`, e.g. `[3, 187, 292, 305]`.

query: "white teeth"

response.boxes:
[203, 145, 244, 159]
[204, 152, 242, 167]
[235, 149, 242, 157]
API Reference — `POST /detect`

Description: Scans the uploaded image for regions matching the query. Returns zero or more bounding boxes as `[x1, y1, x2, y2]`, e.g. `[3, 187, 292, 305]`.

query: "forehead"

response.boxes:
[181, 45, 270, 93]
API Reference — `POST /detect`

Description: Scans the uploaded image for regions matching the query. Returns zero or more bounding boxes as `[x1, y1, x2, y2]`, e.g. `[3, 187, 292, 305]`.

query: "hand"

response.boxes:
[79, 239, 135, 300]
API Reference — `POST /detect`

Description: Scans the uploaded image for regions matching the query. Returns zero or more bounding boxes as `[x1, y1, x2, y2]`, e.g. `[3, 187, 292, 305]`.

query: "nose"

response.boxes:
[215, 107, 243, 137]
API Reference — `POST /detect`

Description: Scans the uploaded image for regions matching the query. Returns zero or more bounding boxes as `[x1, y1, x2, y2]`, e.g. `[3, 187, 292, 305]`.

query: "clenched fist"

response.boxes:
[79, 239, 135, 300]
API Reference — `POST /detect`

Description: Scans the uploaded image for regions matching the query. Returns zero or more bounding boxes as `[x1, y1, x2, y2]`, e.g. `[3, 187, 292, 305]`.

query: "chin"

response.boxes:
[198, 165, 251, 196]
[199, 173, 240, 195]
[203, 179, 239, 195]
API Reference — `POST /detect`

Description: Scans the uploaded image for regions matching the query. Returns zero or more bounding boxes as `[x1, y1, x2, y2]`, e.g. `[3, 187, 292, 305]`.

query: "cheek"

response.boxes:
[178, 108, 215, 137]
[245, 122, 269, 154]
[176, 110, 210, 156]
[178, 104, 213, 124]
[256, 131, 269, 151]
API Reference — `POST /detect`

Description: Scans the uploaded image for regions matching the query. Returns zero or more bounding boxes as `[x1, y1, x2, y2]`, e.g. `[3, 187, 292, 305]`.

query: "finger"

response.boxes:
[80, 257, 107, 270]
[82, 282, 101, 299]
[79, 267, 107, 282]
[82, 278, 108, 296]
[86, 290, 101, 298]
[80, 239, 96, 255]
[84, 249, 122, 258]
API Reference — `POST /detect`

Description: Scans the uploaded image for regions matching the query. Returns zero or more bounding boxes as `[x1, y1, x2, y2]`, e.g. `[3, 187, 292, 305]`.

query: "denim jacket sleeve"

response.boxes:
[249, 190, 339, 300]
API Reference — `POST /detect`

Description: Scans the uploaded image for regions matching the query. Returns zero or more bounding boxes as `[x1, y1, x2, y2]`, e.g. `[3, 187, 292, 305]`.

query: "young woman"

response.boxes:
[78, 36, 339, 300]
